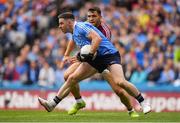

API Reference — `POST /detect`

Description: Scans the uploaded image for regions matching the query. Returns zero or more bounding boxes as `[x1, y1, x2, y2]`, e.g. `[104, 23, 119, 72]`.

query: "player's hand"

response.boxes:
[76, 52, 83, 62]
[69, 56, 78, 63]
[81, 53, 94, 62]
[77, 52, 94, 62]
[59, 56, 70, 69]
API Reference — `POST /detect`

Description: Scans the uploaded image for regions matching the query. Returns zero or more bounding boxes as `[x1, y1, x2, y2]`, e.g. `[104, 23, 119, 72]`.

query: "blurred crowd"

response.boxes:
[0, 0, 179, 88]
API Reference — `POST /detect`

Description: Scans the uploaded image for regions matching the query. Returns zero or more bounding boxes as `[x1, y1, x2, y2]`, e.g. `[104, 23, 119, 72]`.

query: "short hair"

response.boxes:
[88, 7, 101, 15]
[58, 12, 75, 20]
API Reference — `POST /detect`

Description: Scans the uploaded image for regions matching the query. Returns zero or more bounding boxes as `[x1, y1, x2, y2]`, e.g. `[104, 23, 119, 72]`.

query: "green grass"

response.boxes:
[0, 110, 179, 122]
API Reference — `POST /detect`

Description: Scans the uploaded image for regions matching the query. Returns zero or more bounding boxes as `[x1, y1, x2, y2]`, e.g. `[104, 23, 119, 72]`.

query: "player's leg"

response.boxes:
[38, 62, 97, 112]
[64, 62, 98, 115]
[102, 70, 139, 117]
[108, 64, 151, 114]
[102, 70, 133, 110]
[64, 62, 82, 100]
[58, 62, 96, 99]
[64, 62, 86, 115]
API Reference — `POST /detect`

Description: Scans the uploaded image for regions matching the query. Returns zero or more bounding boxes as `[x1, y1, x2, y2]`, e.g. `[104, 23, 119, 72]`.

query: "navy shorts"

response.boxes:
[87, 52, 121, 73]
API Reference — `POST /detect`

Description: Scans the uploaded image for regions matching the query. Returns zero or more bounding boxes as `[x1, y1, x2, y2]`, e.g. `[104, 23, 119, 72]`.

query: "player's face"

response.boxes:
[87, 11, 101, 27]
[59, 18, 69, 33]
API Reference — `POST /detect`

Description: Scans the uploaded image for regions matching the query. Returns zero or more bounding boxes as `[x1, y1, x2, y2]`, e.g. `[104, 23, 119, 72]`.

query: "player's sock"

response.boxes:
[127, 107, 133, 112]
[50, 96, 61, 107]
[128, 108, 134, 113]
[75, 97, 83, 103]
[135, 93, 144, 103]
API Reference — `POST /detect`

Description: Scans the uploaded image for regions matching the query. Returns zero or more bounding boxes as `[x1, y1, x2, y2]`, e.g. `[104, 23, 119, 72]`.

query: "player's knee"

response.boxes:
[64, 73, 69, 81]
[67, 74, 79, 84]
[111, 84, 123, 94]
[114, 78, 126, 88]
[64, 70, 72, 81]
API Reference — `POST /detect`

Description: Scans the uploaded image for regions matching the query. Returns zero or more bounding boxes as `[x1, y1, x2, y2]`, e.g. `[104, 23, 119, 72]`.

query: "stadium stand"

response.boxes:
[0, 0, 179, 92]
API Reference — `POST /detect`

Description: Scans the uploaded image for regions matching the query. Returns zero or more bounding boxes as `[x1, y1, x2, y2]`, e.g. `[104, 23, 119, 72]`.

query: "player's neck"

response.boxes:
[71, 21, 77, 33]
[67, 21, 75, 33]
[96, 22, 101, 27]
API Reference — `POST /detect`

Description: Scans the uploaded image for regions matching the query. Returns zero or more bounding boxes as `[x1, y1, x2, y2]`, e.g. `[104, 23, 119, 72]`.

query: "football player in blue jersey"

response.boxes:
[64, 8, 139, 117]
[38, 12, 151, 115]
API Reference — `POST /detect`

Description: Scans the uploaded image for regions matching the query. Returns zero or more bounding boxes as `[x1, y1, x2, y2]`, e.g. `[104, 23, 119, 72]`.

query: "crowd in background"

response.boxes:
[0, 0, 179, 88]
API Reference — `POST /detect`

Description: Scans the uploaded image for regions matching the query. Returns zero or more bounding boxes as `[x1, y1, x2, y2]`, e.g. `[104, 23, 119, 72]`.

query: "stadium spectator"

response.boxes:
[174, 37, 180, 68]
[130, 65, 148, 84]
[54, 59, 65, 87]
[3, 57, 19, 81]
[173, 71, 180, 87]
[27, 44, 39, 62]
[0, 0, 178, 89]
[26, 59, 40, 85]
[15, 56, 28, 83]
[157, 59, 175, 85]
[147, 59, 162, 85]
[38, 59, 55, 87]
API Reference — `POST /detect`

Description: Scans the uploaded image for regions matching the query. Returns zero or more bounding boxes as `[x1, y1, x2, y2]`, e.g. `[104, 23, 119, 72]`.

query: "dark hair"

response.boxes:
[88, 7, 101, 15]
[58, 12, 75, 19]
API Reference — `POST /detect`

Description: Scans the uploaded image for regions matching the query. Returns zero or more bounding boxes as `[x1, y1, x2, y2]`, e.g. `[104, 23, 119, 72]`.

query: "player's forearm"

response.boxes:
[89, 31, 102, 54]
[91, 37, 102, 54]
[64, 40, 75, 56]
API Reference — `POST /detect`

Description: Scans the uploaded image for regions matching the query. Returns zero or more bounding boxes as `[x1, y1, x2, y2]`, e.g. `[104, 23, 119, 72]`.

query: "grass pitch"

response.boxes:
[0, 110, 179, 122]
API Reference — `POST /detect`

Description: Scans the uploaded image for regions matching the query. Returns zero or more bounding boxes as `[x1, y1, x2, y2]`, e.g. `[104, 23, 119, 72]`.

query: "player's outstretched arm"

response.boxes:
[60, 40, 75, 68]
[64, 40, 75, 56]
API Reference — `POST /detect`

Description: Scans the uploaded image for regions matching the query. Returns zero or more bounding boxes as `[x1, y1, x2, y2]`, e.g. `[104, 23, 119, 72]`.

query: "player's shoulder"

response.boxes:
[76, 21, 93, 31]
[75, 22, 85, 31]
[76, 21, 86, 29]
[99, 22, 111, 40]
[100, 22, 110, 30]
[76, 21, 92, 27]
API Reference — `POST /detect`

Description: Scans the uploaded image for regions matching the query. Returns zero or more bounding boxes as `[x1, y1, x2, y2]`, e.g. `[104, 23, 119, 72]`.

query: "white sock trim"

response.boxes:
[128, 108, 134, 113]
[76, 98, 83, 103]
[49, 100, 57, 107]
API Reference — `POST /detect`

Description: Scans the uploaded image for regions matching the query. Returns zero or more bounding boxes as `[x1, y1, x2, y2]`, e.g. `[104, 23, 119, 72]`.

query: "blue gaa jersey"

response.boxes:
[73, 21, 117, 56]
